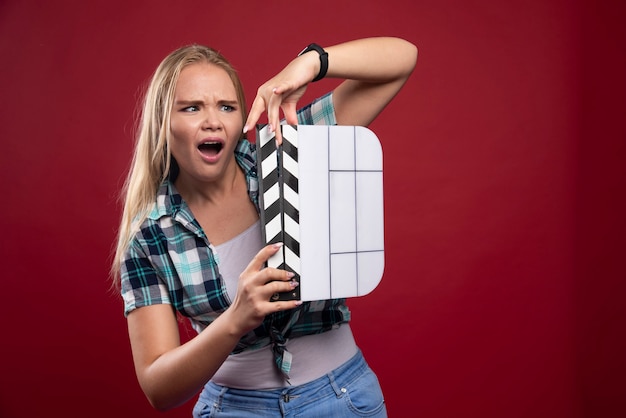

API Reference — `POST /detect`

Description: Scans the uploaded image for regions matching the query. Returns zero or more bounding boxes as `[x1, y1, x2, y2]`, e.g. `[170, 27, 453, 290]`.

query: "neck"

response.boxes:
[175, 160, 242, 207]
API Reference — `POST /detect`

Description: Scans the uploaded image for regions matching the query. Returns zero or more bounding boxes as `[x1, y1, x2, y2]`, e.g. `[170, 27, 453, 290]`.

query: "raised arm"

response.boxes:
[324, 37, 417, 126]
[244, 37, 417, 137]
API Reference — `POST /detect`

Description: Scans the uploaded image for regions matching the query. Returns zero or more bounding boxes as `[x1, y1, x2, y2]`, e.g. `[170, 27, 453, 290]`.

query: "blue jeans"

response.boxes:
[193, 350, 387, 417]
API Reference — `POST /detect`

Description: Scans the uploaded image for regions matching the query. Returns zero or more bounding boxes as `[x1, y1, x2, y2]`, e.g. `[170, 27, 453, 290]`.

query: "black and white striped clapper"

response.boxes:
[256, 124, 386, 302]
[256, 125, 301, 301]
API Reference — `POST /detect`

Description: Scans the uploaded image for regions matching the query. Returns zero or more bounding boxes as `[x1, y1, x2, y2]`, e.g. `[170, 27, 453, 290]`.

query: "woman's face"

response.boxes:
[169, 62, 243, 187]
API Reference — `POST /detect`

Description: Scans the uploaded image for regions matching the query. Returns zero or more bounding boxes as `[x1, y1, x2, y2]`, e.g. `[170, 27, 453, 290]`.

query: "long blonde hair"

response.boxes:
[111, 45, 247, 283]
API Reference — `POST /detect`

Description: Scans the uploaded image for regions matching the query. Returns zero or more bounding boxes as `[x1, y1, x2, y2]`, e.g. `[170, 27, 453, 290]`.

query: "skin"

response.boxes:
[169, 63, 258, 245]
[244, 37, 418, 142]
[127, 37, 417, 411]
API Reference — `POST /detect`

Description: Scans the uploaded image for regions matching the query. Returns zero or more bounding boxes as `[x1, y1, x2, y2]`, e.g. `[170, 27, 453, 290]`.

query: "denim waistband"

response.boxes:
[201, 349, 368, 409]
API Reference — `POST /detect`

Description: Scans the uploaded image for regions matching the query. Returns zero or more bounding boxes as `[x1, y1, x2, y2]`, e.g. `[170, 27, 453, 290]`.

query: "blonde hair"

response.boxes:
[111, 45, 247, 283]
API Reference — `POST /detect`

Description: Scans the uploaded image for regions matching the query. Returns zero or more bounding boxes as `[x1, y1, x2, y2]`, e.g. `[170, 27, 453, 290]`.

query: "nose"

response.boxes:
[201, 108, 222, 131]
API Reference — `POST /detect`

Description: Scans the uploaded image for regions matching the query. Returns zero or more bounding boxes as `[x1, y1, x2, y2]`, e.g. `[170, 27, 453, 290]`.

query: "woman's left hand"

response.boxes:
[243, 52, 319, 143]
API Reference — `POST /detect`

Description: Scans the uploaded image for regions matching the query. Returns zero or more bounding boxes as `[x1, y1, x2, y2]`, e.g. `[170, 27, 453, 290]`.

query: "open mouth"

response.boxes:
[198, 141, 223, 157]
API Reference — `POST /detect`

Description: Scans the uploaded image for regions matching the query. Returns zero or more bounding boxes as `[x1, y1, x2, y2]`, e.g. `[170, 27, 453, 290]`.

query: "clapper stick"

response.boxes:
[257, 124, 301, 301]
[256, 124, 385, 302]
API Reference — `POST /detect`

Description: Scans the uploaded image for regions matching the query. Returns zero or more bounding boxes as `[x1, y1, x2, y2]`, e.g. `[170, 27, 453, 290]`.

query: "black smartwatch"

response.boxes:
[298, 43, 328, 82]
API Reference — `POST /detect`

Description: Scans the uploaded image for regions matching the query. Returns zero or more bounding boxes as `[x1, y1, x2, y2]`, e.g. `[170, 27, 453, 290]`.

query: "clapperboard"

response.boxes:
[256, 124, 385, 301]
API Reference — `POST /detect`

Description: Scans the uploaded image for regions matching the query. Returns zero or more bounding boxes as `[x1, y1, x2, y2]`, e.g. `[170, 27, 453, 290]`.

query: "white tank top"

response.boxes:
[211, 220, 358, 389]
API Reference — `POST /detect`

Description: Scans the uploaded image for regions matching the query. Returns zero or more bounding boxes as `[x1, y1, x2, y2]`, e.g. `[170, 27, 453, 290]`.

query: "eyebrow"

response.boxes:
[174, 99, 239, 106]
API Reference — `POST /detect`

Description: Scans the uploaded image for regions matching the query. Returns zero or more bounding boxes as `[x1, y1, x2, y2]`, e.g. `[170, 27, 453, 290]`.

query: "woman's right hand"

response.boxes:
[228, 243, 301, 335]
[126, 243, 300, 411]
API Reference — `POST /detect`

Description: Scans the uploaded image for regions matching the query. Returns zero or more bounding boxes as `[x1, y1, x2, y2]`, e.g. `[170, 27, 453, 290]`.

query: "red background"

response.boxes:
[1, 1, 625, 417]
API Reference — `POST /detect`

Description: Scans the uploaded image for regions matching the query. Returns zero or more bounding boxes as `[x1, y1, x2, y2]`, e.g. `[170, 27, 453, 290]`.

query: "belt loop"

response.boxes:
[327, 370, 345, 397]
[213, 386, 228, 411]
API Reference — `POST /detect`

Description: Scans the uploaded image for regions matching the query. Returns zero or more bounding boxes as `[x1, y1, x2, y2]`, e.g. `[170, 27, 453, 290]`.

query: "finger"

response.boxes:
[281, 102, 298, 125]
[242, 242, 283, 275]
[268, 277, 299, 295]
[272, 299, 303, 312]
[267, 88, 283, 145]
[243, 94, 268, 134]
[274, 127, 283, 146]
[267, 280, 302, 308]
[254, 266, 295, 286]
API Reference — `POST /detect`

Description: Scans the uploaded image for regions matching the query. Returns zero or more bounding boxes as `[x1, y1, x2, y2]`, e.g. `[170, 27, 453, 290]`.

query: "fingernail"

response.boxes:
[243, 125, 248, 134]
[294, 300, 303, 306]
[290, 280, 299, 288]
[272, 242, 283, 249]
[286, 272, 295, 278]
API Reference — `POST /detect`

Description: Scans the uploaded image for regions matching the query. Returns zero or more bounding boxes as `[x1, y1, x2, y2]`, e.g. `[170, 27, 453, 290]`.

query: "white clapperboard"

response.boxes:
[256, 124, 385, 301]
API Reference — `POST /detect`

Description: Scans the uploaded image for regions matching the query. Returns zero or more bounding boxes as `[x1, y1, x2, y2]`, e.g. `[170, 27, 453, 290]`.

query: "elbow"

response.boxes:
[145, 392, 182, 413]
[411, 43, 418, 68]
[139, 380, 188, 412]
[382, 37, 417, 80]
[400, 39, 418, 77]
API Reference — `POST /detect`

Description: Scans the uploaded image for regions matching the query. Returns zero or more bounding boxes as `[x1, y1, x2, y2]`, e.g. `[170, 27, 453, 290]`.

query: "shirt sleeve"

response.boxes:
[296, 92, 337, 126]
[120, 235, 171, 317]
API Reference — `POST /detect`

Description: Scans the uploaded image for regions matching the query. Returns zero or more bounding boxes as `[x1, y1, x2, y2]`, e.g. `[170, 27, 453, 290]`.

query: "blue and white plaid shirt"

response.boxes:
[121, 93, 350, 374]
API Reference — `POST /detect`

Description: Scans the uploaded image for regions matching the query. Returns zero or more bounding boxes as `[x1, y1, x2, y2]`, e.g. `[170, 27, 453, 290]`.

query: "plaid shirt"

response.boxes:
[121, 93, 350, 367]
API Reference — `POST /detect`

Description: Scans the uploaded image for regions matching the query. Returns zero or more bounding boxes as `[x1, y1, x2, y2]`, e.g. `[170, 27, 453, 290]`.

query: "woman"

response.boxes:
[112, 37, 417, 417]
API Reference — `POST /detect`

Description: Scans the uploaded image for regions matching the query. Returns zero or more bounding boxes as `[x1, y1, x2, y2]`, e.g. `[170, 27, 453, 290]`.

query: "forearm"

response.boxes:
[244, 36, 417, 139]
[319, 37, 417, 84]
[128, 244, 299, 411]
[131, 308, 242, 411]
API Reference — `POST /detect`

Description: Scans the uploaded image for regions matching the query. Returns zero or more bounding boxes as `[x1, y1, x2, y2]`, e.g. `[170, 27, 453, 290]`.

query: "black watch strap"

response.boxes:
[298, 43, 328, 82]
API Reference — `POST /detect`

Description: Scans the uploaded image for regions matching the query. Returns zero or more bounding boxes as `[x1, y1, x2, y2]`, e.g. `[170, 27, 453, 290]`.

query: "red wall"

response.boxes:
[1, 1, 625, 417]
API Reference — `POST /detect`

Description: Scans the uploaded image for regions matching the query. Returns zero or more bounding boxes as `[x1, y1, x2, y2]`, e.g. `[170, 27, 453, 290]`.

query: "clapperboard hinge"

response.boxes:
[256, 125, 301, 301]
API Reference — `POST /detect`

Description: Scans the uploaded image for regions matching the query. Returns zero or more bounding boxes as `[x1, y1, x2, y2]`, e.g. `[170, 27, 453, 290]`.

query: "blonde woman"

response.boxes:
[113, 37, 417, 417]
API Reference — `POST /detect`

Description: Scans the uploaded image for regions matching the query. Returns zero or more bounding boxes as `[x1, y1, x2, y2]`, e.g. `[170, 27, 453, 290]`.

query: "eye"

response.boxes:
[181, 105, 199, 112]
[220, 104, 236, 112]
